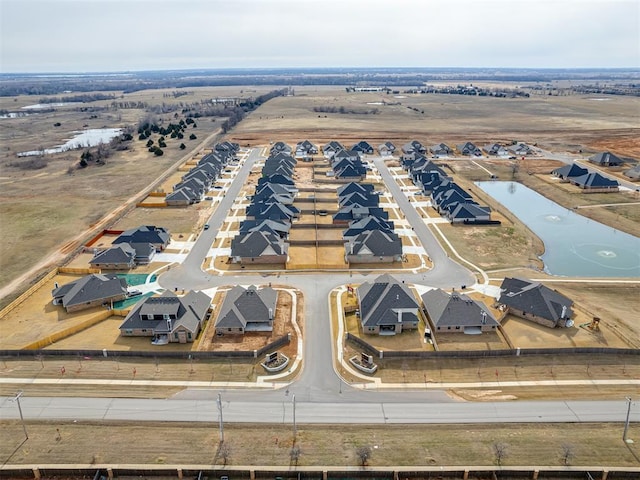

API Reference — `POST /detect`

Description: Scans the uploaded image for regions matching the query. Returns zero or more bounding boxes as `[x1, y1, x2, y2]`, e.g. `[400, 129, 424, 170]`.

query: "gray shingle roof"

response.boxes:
[90, 244, 136, 265]
[357, 274, 419, 328]
[499, 277, 573, 326]
[589, 151, 623, 166]
[52, 274, 128, 309]
[231, 231, 287, 257]
[347, 230, 402, 256]
[215, 285, 278, 329]
[422, 289, 498, 328]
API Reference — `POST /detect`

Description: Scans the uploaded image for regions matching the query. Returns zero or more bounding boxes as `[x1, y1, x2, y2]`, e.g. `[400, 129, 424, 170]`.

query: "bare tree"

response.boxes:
[355, 445, 372, 466]
[290, 444, 301, 466]
[560, 443, 575, 466]
[217, 442, 231, 466]
[493, 442, 508, 466]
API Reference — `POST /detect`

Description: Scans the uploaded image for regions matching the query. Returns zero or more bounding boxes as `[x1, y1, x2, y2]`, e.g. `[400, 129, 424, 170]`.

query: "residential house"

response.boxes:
[335, 163, 366, 181]
[457, 142, 482, 156]
[258, 174, 295, 187]
[422, 289, 499, 333]
[551, 164, 588, 182]
[119, 290, 211, 343]
[345, 230, 402, 264]
[484, 143, 508, 156]
[378, 142, 396, 156]
[429, 143, 452, 156]
[402, 140, 426, 155]
[239, 219, 291, 238]
[508, 143, 533, 156]
[342, 216, 394, 239]
[589, 151, 623, 167]
[624, 165, 640, 180]
[499, 277, 574, 328]
[52, 273, 128, 312]
[336, 182, 375, 198]
[114, 226, 170, 252]
[570, 172, 619, 192]
[351, 141, 374, 154]
[296, 140, 318, 155]
[166, 187, 198, 206]
[339, 191, 379, 208]
[323, 141, 344, 159]
[270, 141, 292, 155]
[89, 244, 137, 270]
[333, 204, 388, 225]
[230, 231, 289, 264]
[357, 274, 420, 335]
[214, 285, 278, 335]
[447, 203, 492, 224]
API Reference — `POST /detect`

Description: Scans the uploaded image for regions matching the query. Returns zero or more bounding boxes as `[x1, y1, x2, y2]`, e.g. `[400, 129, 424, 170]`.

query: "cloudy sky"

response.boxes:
[1, 0, 638, 73]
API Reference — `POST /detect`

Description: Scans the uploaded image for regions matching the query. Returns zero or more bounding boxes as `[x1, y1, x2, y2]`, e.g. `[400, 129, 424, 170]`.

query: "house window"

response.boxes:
[228, 328, 232, 332]
[187, 333, 192, 340]
[447, 326, 451, 330]
[124, 329, 133, 335]
[141, 329, 147, 333]
[174, 333, 179, 340]
[455, 326, 460, 330]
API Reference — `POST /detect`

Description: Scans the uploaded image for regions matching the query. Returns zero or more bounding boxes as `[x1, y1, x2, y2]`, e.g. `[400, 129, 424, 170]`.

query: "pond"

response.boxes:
[18, 128, 122, 157]
[476, 181, 640, 277]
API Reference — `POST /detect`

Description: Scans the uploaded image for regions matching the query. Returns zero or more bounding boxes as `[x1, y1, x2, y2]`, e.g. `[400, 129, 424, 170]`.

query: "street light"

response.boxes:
[11, 391, 28, 440]
[623, 397, 634, 444]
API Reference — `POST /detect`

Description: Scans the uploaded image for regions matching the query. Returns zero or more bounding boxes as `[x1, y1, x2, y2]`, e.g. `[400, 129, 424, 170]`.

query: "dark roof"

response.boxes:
[357, 274, 419, 328]
[90, 244, 136, 265]
[336, 182, 375, 197]
[215, 285, 277, 329]
[52, 274, 128, 309]
[552, 164, 588, 178]
[120, 290, 211, 334]
[571, 172, 619, 188]
[347, 230, 402, 257]
[239, 219, 291, 236]
[449, 203, 491, 220]
[589, 151, 623, 166]
[231, 231, 287, 257]
[422, 289, 498, 328]
[499, 277, 573, 326]
[114, 226, 170, 247]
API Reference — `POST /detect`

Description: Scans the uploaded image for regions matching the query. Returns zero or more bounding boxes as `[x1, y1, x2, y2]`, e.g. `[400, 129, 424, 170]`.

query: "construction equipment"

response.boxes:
[580, 317, 601, 332]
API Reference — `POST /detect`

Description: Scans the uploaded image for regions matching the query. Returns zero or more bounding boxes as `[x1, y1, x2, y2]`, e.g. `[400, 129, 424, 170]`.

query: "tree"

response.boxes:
[560, 443, 575, 466]
[179, 143, 186, 150]
[493, 442, 508, 466]
[355, 445, 372, 466]
[192, 122, 197, 128]
[153, 147, 164, 156]
[218, 442, 231, 466]
[290, 445, 301, 466]
[146, 139, 154, 147]
[189, 133, 197, 140]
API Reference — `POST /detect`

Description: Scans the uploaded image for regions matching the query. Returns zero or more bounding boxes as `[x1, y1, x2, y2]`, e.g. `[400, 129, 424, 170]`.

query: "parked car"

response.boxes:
[204, 224, 210, 230]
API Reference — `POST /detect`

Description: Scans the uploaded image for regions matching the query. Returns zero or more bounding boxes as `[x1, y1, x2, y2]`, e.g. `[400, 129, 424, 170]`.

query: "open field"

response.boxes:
[1, 420, 638, 468]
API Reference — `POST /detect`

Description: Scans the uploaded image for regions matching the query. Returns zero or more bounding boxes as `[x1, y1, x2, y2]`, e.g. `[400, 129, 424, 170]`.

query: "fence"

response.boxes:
[345, 333, 640, 359]
[21, 310, 113, 350]
[0, 268, 59, 320]
[256, 333, 291, 358]
[58, 267, 101, 275]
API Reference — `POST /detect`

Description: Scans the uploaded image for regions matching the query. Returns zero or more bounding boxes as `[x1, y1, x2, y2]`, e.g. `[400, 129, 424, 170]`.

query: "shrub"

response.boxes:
[189, 133, 197, 140]
[153, 147, 164, 156]
[179, 143, 186, 150]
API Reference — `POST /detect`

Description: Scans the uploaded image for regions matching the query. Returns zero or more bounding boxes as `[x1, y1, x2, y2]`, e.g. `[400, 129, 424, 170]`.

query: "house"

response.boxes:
[332, 149, 361, 164]
[333, 204, 388, 225]
[253, 183, 296, 205]
[378, 142, 396, 156]
[508, 143, 533, 156]
[296, 140, 318, 154]
[230, 231, 288, 264]
[484, 143, 508, 156]
[270, 141, 292, 155]
[498, 277, 574, 328]
[422, 289, 499, 333]
[335, 163, 366, 181]
[551, 164, 588, 182]
[239, 219, 291, 238]
[419, 173, 446, 195]
[247, 202, 300, 221]
[336, 182, 375, 198]
[339, 191, 380, 208]
[343, 216, 394, 239]
[447, 203, 492, 224]
[624, 165, 640, 180]
[258, 173, 295, 188]
[166, 187, 197, 206]
[323, 141, 344, 158]
[214, 285, 278, 335]
[119, 290, 211, 343]
[457, 142, 482, 156]
[589, 151, 623, 167]
[173, 177, 205, 202]
[345, 230, 402, 264]
[357, 274, 420, 335]
[89, 244, 137, 270]
[429, 143, 452, 156]
[402, 140, 426, 155]
[113, 226, 170, 252]
[351, 141, 374, 154]
[570, 172, 619, 192]
[52, 273, 128, 312]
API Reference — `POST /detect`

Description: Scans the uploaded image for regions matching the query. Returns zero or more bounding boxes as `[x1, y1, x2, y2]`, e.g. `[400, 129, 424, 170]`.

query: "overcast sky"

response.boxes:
[1, 0, 638, 73]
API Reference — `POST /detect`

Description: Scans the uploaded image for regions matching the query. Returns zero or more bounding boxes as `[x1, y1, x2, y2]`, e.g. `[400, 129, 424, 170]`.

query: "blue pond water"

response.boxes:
[476, 181, 640, 277]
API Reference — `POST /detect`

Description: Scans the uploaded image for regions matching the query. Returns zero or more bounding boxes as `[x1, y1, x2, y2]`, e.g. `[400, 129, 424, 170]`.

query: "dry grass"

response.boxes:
[0, 420, 638, 467]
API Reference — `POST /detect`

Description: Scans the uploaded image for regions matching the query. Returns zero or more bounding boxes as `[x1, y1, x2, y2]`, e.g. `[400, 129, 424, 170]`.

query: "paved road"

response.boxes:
[1, 396, 637, 425]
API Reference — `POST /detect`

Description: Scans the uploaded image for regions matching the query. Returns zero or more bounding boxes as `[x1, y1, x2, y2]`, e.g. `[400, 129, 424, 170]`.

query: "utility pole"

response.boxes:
[623, 397, 634, 444]
[12, 391, 28, 440]
[292, 393, 297, 441]
[217, 393, 224, 443]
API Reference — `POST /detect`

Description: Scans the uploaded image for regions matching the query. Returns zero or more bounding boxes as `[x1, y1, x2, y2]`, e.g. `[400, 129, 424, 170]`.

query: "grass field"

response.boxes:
[1, 420, 638, 468]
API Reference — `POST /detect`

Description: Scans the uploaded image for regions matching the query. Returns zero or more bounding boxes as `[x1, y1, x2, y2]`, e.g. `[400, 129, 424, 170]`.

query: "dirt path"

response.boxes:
[0, 128, 221, 302]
